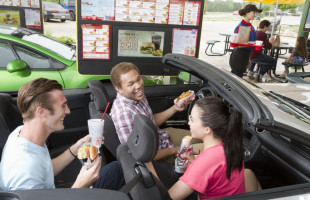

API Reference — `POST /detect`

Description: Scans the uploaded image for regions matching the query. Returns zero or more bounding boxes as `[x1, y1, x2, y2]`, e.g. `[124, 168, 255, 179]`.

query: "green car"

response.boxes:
[0, 25, 108, 91]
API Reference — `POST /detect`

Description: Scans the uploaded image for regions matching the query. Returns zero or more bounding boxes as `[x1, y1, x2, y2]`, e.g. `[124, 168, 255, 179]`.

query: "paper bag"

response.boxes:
[271, 35, 280, 47]
[236, 26, 251, 43]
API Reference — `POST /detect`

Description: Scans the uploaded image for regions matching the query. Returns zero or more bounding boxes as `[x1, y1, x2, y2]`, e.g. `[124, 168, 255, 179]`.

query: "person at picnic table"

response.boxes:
[247, 20, 276, 82]
[229, 4, 262, 78]
[280, 36, 309, 78]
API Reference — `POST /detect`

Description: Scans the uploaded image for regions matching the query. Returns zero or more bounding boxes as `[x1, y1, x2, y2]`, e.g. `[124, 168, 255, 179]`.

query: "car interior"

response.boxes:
[0, 60, 310, 199]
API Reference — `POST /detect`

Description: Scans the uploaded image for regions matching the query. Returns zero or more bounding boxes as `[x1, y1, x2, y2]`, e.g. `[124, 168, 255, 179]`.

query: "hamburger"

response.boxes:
[140, 42, 155, 54]
[77, 142, 99, 162]
[89, 145, 98, 161]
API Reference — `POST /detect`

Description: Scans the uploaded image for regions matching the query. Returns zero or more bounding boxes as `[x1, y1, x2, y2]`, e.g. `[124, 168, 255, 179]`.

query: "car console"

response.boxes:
[243, 131, 260, 161]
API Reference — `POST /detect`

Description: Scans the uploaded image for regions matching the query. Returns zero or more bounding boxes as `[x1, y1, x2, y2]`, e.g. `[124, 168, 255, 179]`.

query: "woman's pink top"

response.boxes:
[180, 142, 245, 199]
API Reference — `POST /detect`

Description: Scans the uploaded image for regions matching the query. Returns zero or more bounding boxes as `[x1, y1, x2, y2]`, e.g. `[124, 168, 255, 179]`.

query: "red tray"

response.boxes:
[230, 42, 263, 51]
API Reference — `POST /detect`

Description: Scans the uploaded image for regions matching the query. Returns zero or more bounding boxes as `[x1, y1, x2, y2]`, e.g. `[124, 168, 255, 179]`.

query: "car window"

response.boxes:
[21, 34, 75, 60]
[14, 45, 51, 69]
[0, 41, 16, 69]
[62, 0, 75, 6]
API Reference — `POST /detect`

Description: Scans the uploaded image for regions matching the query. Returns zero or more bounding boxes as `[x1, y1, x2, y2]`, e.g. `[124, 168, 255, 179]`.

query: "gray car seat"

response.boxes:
[117, 114, 171, 200]
[0, 93, 23, 160]
[88, 80, 121, 160]
[88, 80, 111, 119]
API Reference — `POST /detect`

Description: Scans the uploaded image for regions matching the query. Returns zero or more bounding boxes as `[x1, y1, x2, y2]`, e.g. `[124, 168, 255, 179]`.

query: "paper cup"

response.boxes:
[88, 119, 104, 148]
[255, 40, 263, 45]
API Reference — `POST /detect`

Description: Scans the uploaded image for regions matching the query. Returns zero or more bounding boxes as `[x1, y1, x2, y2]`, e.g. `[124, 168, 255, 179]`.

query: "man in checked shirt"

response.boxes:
[109, 62, 203, 188]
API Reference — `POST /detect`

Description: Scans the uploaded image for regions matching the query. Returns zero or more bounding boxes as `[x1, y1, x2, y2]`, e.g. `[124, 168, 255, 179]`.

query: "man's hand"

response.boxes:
[71, 156, 102, 188]
[71, 135, 105, 156]
[174, 101, 190, 112]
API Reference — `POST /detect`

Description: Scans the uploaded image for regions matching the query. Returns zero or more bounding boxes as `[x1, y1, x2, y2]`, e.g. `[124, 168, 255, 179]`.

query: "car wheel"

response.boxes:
[61, 19, 66, 22]
[70, 12, 75, 21]
[44, 16, 49, 22]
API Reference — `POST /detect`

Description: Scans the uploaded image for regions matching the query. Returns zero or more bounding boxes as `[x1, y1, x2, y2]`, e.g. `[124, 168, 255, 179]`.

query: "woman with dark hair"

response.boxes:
[229, 4, 262, 77]
[280, 36, 309, 78]
[168, 97, 246, 199]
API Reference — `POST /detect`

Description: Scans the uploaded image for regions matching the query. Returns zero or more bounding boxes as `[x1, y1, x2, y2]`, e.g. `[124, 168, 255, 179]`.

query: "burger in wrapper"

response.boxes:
[77, 142, 99, 168]
[175, 136, 193, 173]
[174, 90, 195, 108]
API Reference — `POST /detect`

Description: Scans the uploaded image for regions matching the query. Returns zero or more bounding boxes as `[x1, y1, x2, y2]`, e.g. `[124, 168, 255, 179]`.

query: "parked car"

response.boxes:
[1, 53, 310, 199]
[233, 10, 238, 15]
[43, 2, 71, 22]
[0, 24, 107, 92]
[61, 0, 76, 21]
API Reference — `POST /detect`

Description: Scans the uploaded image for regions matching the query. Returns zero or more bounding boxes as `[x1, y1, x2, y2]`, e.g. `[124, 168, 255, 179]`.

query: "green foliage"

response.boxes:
[45, 31, 75, 44]
[204, 0, 242, 12]
[278, 4, 298, 11]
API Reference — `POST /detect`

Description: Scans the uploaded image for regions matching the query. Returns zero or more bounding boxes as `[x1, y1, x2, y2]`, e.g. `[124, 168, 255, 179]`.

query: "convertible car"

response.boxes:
[0, 54, 309, 199]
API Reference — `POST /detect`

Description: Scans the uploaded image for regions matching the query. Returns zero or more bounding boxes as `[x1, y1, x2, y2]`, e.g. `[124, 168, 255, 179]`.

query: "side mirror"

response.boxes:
[7, 59, 30, 77]
[178, 71, 191, 83]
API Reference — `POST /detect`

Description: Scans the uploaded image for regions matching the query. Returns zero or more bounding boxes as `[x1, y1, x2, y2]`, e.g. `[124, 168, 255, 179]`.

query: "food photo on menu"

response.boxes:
[118, 30, 164, 57]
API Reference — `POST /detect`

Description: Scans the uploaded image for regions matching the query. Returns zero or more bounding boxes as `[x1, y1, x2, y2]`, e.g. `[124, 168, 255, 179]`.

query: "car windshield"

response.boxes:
[12, 29, 75, 60]
[263, 91, 310, 125]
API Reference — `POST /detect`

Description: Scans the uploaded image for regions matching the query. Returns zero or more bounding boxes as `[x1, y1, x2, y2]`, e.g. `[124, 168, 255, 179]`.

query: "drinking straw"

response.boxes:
[101, 102, 110, 121]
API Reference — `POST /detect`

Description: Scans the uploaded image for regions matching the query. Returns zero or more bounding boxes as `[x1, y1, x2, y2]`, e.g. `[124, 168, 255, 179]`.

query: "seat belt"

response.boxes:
[119, 161, 155, 194]
[119, 174, 141, 194]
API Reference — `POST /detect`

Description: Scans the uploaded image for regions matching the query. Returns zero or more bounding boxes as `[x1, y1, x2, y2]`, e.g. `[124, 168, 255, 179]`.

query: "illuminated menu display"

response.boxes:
[118, 29, 164, 57]
[172, 28, 198, 56]
[82, 24, 111, 59]
[81, 0, 200, 25]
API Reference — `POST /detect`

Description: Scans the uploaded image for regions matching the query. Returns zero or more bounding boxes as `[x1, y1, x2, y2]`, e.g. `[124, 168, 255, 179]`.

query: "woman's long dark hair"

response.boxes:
[295, 36, 308, 58]
[194, 97, 244, 179]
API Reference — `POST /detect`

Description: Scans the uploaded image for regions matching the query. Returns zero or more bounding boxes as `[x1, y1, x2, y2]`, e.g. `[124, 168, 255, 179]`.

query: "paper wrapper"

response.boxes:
[175, 136, 193, 173]
[174, 90, 195, 108]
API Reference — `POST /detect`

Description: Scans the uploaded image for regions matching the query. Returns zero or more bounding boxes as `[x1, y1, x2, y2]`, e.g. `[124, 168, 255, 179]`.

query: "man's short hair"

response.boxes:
[17, 78, 63, 121]
[110, 62, 140, 88]
[259, 20, 271, 29]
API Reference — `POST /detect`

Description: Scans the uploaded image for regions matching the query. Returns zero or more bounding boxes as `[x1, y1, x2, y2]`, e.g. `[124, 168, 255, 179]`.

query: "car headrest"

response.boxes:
[127, 114, 158, 163]
[88, 80, 109, 112]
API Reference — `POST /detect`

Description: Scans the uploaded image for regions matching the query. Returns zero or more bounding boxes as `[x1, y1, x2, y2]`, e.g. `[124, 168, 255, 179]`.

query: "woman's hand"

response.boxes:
[72, 156, 102, 188]
[180, 153, 195, 164]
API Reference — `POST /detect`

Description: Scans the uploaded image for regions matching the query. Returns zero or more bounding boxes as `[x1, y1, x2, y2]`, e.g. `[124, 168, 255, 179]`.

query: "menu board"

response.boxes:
[0, 9, 20, 26]
[118, 30, 164, 57]
[0, 0, 40, 7]
[81, 0, 115, 20]
[82, 24, 110, 59]
[80, 0, 200, 25]
[183, 1, 200, 26]
[172, 28, 198, 56]
[0, 0, 43, 32]
[24, 9, 41, 29]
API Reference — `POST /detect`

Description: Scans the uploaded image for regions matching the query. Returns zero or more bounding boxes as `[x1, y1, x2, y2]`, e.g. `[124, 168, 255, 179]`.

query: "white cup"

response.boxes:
[255, 40, 263, 45]
[88, 119, 104, 148]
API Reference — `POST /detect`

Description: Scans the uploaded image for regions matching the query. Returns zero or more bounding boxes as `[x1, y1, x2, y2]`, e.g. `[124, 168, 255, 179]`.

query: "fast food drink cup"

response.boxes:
[88, 119, 104, 148]
[255, 40, 263, 45]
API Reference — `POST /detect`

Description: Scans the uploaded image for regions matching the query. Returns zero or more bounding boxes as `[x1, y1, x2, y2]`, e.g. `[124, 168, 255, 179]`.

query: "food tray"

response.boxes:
[230, 42, 263, 50]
